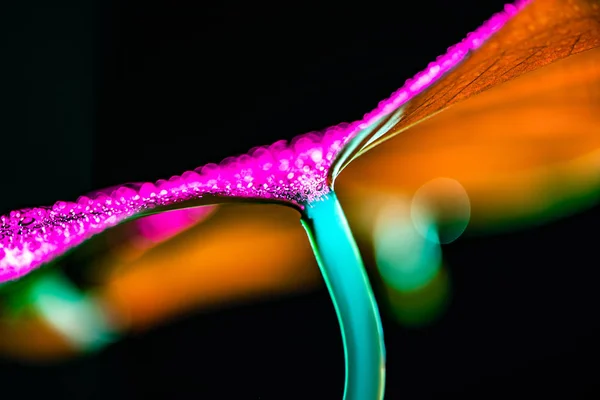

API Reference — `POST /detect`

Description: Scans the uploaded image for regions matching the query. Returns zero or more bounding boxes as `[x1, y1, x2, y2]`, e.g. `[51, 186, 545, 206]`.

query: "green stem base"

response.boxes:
[301, 191, 386, 400]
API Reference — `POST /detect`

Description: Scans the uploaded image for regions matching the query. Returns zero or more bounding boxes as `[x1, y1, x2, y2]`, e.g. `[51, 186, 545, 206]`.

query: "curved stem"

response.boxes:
[301, 191, 386, 400]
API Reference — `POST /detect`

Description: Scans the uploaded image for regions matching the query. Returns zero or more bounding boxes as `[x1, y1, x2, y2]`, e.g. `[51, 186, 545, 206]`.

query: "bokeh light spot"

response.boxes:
[30, 272, 116, 351]
[411, 177, 471, 244]
[374, 199, 442, 292]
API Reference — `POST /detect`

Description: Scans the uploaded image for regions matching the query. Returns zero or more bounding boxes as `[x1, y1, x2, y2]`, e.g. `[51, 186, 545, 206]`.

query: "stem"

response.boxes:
[301, 191, 386, 400]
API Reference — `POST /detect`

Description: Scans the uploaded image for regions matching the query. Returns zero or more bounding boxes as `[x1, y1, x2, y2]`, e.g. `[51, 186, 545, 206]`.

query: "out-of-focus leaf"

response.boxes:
[97, 204, 319, 331]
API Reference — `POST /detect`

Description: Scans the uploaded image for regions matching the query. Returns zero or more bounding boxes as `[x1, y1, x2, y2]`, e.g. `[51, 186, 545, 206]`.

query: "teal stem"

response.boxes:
[301, 191, 386, 400]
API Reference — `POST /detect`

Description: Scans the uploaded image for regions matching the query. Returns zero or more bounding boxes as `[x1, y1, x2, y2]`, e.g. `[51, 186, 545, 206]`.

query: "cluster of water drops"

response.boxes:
[0, 125, 352, 281]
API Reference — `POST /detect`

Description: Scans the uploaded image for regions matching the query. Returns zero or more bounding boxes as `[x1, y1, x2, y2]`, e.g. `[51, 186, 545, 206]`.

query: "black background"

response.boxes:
[1, 0, 599, 398]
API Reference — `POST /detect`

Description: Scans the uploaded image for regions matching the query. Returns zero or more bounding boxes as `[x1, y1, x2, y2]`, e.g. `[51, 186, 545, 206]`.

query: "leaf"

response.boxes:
[341, 0, 600, 164]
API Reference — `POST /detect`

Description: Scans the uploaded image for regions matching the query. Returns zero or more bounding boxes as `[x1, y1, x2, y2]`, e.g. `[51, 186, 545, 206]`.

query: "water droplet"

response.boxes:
[19, 217, 35, 226]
